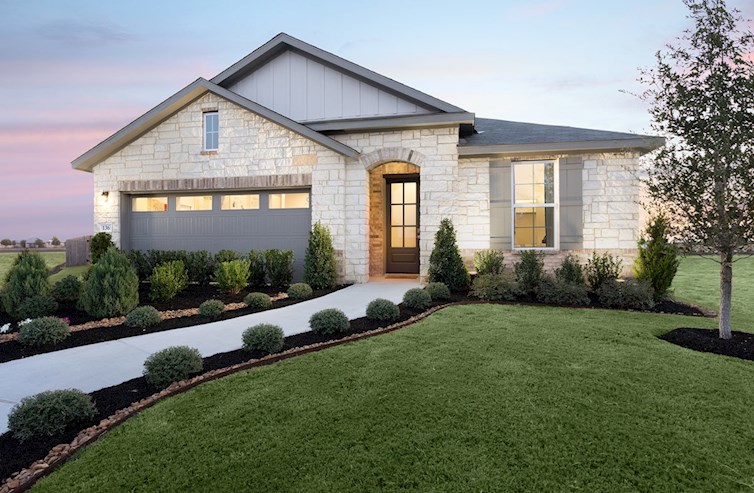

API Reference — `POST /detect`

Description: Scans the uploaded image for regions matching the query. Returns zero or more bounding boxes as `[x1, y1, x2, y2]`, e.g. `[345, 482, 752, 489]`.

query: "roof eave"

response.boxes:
[457, 137, 666, 157]
[306, 112, 475, 133]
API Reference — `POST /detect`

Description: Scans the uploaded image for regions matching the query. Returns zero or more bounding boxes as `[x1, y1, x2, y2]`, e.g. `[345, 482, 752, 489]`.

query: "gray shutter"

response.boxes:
[489, 159, 512, 250]
[559, 157, 584, 249]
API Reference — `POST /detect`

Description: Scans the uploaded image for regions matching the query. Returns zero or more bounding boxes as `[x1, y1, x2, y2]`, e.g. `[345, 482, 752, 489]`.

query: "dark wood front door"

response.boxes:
[386, 176, 419, 274]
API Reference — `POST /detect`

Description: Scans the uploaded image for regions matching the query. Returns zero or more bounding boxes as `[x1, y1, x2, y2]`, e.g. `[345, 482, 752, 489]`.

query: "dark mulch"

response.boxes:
[660, 327, 754, 362]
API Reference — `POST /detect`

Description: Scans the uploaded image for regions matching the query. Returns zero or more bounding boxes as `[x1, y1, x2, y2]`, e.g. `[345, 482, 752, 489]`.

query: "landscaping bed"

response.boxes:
[660, 327, 754, 362]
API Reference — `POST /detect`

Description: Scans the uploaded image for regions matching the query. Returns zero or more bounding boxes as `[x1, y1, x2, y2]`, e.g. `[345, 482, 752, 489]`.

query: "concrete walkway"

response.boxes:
[0, 279, 419, 433]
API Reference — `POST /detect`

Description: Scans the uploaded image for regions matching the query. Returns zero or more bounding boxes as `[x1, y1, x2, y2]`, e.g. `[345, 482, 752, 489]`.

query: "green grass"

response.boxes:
[0, 251, 65, 284]
[33, 305, 754, 492]
[48, 265, 89, 284]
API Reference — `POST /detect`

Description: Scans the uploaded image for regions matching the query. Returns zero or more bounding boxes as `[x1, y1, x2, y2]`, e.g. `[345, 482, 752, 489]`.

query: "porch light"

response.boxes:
[100, 191, 110, 203]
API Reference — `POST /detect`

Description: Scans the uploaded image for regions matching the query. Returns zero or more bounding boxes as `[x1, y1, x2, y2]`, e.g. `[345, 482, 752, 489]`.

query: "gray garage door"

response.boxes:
[125, 189, 311, 280]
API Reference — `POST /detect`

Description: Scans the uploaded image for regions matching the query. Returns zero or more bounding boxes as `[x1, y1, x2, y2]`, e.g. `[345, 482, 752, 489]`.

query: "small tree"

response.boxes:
[19, 240, 26, 248]
[303, 222, 337, 289]
[33, 238, 45, 248]
[51, 236, 61, 246]
[634, 214, 680, 301]
[89, 232, 114, 264]
[638, 0, 754, 338]
[0, 239, 12, 247]
[428, 218, 470, 292]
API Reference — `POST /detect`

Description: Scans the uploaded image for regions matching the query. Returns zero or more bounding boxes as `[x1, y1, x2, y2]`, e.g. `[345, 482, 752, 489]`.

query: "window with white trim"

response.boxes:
[512, 160, 557, 249]
[203, 111, 219, 151]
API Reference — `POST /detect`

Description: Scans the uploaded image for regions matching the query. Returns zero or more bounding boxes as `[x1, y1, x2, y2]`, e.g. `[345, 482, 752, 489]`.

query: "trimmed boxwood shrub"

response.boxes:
[555, 254, 585, 286]
[186, 250, 216, 286]
[303, 222, 337, 289]
[199, 299, 225, 318]
[425, 282, 451, 301]
[473, 250, 505, 275]
[428, 218, 470, 292]
[149, 260, 189, 302]
[287, 283, 313, 300]
[8, 389, 96, 441]
[18, 316, 70, 346]
[366, 298, 400, 322]
[2, 251, 50, 319]
[586, 252, 623, 291]
[598, 280, 655, 311]
[244, 292, 272, 309]
[402, 288, 432, 311]
[471, 274, 519, 301]
[514, 251, 544, 295]
[265, 250, 294, 288]
[16, 295, 58, 320]
[248, 250, 266, 287]
[242, 324, 285, 353]
[309, 308, 349, 334]
[125, 306, 162, 328]
[216, 259, 250, 294]
[143, 346, 203, 389]
[52, 275, 83, 303]
[536, 276, 590, 306]
[215, 249, 239, 264]
[89, 232, 114, 264]
[78, 248, 139, 318]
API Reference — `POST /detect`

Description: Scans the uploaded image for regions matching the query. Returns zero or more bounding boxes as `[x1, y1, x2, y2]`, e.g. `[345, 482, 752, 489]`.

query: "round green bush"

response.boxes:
[52, 275, 83, 303]
[402, 288, 432, 311]
[143, 346, 203, 389]
[471, 274, 519, 302]
[16, 295, 58, 319]
[78, 248, 139, 318]
[149, 260, 189, 302]
[8, 389, 97, 441]
[18, 317, 70, 346]
[309, 308, 350, 335]
[124, 305, 162, 328]
[198, 299, 225, 318]
[366, 298, 400, 322]
[244, 292, 272, 309]
[424, 282, 451, 301]
[242, 324, 285, 353]
[287, 283, 313, 300]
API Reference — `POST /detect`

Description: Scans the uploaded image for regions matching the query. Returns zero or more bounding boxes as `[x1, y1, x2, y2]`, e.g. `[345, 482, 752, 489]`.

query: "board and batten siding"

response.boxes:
[228, 50, 433, 122]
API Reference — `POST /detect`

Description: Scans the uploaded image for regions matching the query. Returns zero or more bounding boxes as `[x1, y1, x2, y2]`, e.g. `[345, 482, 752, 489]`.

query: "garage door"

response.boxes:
[126, 190, 311, 280]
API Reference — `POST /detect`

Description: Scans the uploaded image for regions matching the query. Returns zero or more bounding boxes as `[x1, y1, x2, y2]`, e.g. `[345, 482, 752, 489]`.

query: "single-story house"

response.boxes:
[73, 33, 663, 283]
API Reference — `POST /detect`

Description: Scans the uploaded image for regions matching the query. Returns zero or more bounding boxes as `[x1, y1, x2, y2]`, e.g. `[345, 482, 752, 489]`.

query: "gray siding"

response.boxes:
[229, 50, 433, 122]
[559, 157, 584, 249]
[489, 159, 512, 250]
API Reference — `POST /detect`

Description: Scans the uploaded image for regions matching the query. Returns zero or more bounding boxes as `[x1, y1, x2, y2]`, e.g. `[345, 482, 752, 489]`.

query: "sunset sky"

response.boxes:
[1, 0, 751, 241]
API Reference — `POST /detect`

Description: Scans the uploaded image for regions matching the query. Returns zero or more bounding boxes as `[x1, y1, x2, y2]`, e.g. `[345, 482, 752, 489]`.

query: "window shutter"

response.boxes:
[559, 157, 583, 249]
[489, 159, 512, 249]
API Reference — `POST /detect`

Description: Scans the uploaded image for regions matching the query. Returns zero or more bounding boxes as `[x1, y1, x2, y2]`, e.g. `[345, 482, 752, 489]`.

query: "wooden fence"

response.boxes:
[65, 236, 91, 266]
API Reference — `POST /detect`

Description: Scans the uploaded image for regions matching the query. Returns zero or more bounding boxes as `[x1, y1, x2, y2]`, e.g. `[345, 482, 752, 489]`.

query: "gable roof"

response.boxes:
[71, 78, 359, 171]
[211, 33, 467, 115]
[458, 118, 664, 156]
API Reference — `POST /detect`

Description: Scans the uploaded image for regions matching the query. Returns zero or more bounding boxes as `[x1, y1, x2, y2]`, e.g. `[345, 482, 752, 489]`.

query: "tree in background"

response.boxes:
[0, 239, 11, 247]
[51, 237, 61, 246]
[19, 240, 26, 249]
[639, 0, 754, 339]
[33, 238, 45, 248]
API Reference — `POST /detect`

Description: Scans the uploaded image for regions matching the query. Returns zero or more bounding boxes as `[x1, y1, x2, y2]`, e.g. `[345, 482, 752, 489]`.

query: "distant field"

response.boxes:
[0, 251, 66, 284]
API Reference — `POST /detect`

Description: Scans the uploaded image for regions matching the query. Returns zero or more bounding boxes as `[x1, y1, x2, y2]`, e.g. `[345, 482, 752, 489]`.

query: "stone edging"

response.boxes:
[0, 302, 452, 493]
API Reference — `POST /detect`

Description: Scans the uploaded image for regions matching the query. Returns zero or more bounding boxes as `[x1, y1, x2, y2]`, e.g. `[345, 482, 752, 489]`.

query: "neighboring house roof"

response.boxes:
[72, 78, 359, 171]
[459, 118, 664, 156]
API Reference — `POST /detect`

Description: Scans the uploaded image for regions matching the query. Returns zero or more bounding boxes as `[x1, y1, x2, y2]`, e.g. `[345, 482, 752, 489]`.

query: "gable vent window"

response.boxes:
[512, 160, 558, 249]
[203, 111, 219, 151]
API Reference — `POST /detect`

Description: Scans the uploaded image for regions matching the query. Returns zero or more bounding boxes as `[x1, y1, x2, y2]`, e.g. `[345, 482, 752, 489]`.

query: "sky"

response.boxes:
[0, 0, 752, 241]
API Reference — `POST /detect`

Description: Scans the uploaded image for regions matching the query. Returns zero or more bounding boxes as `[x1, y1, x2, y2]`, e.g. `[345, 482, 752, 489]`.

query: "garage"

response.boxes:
[124, 189, 311, 280]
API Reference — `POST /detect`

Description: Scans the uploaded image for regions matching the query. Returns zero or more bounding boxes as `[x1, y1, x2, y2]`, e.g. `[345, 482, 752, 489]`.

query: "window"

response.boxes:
[176, 196, 213, 211]
[203, 111, 219, 151]
[512, 161, 557, 249]
[132, 197, 167, 212]
[221, 194, 260, 210]
[269, 192, 310, 209]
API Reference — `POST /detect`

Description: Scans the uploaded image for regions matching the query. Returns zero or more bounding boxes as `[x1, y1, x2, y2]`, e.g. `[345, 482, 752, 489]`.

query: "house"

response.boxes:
[72, 33, 663, 283]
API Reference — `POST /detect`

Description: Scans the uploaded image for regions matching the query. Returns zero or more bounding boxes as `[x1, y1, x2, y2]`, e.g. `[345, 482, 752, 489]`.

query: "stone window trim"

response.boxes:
[118, 173, 312, 193]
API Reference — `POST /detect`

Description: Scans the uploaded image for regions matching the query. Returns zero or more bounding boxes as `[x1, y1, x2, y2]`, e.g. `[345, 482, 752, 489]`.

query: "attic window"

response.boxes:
[203, 111, 219, 151]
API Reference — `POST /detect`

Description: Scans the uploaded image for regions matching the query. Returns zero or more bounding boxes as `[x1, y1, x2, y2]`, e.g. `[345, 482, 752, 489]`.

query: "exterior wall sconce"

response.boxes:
[100, 191, 110, 203]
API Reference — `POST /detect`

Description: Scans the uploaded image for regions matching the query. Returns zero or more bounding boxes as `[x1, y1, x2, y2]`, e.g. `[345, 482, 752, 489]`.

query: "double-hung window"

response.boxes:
[203, 111, 219, 151]
[512, 160, 557, 249]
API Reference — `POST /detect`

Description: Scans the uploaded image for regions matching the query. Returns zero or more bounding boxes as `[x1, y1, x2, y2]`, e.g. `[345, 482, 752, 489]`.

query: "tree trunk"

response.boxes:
[719, 250, 733, 339]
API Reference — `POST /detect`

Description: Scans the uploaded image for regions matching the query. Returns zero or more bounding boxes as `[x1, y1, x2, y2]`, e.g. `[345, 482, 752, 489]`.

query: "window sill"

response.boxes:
[200, 150, 219, 156]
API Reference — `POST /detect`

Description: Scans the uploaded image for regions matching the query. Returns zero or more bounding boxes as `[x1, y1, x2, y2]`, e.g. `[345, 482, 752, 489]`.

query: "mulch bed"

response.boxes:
[660, 327, 754, 362]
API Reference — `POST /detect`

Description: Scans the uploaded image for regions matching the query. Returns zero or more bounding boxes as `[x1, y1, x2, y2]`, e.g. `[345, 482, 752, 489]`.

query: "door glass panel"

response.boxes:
[391, 205, 403, 226]
[391, 227, 403, 248]
[132, 197, 167, 212]
[176, 196, 212, 211]
[221, 194, 259, 210]
[403, 182, 417, 204]
[269, 193, 310, 209]
[403, 205, 416, 226]
[404, 227, 417, 248]
[390, 183, 403, 204]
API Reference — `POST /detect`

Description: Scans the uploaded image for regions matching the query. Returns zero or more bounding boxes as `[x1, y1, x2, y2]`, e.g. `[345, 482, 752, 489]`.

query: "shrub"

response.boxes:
[473, 250, 505, 275]
[127, 250, 152, 281]
[303, 222, 337, 289]
[186, 250, 215, 286]
[428, 218, 470, 292]
[78, 248, 139, 318]
[8, 389, 96, 441]
[2, 251, 50, 319]
[215, 249, 239, 264]
[265, 250, 294, 288]
[309, 308, 350, 334]
[244, 292, 272, 309]
[89, 232, 114, 264]
[555, 254, 585, 286]
[586, 252, 623, 291]
[216, 259, 250, 294]
[514, 251, 544, 295]
[634, 214, 680, 300]
[198, 299, 225, 318]
[242, 324, 285, 353]
[402, 288, 432, 311]
[124, 305, 162, 328]
[287, 283, 313, 300]
[366, 298, 400, 322]
[149, 260, 189, 302]
[425, 282, 451, 301]
[17, 316, 70, 346]
[471, 273, 519, 301]
[247, 250, 266, 287]
[143, 346, 203, 389]
[598, 280, 655, 311]
[16, 295, 58, 319]
[536, 276, 590, 306]
[52, 275, 82, 303]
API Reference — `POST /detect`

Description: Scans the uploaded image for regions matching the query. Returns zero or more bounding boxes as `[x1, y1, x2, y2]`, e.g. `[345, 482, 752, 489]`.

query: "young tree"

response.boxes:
[19, 240, 26, 249]
[33, 238, 46, 248]
[51, 236, 61, 246]
[639, 0, 754, 339]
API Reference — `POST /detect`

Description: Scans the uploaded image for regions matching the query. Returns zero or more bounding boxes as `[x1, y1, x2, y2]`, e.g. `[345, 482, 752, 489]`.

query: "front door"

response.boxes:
[386, 176, 419, 274]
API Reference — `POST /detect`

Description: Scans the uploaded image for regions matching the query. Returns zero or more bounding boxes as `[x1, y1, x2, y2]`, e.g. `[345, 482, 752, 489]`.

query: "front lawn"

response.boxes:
[33, 304, 754, 492]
